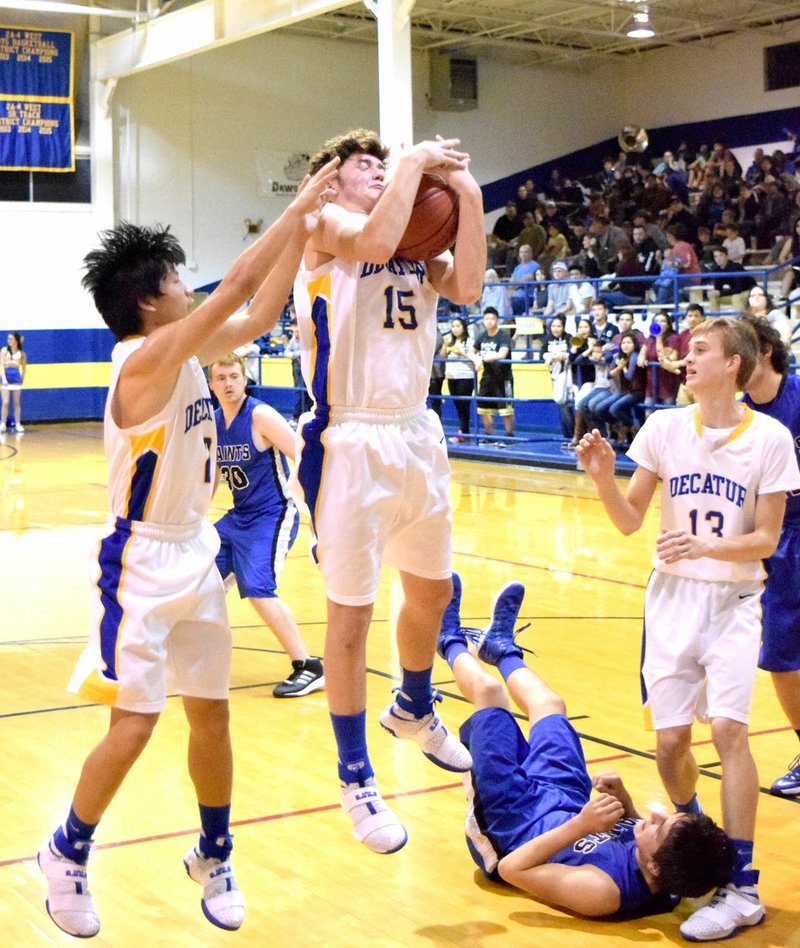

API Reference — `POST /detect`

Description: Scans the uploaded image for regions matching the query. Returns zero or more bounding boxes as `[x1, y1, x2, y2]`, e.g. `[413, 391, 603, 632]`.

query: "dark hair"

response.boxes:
[82, 222, 186, 340]
[5, 332, 23, 351]
[652, 814, 734, 898]
[549, 314, 566, 333]
[655, 310, 675, 334]
[747, 285, 774, 312]
[686, 303, 705, 318]
[483, 307, 499, 317]
[666, 223, 688, 241]
[450, 317, 468, 339]
[308, 128, 388, 175]
[739, 313, 790, 374]
[618, 331, 640, 352]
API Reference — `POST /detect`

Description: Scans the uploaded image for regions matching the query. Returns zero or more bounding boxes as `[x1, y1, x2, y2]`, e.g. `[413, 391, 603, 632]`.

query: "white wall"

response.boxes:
[5, 24, 799, 330]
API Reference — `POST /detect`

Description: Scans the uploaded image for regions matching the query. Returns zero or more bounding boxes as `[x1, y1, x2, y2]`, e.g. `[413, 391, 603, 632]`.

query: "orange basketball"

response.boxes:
[396, 175, 459, 260]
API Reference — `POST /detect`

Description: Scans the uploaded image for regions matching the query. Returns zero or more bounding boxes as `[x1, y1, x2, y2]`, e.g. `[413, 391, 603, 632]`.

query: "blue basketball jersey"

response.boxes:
[744, 373, 800, 528]
[215, 396, 292, 518]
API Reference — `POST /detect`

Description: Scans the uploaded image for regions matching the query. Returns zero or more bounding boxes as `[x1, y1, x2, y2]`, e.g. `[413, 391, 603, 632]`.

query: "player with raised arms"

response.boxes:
[36, 160, 338, 939]
[292, 129, 485, 854]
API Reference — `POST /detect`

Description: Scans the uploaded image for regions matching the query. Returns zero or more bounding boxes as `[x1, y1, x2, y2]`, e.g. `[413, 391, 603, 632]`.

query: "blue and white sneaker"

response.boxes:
[437, 573, 467, 659]
[769, 753, 800, 797]
[183, 846, 245, 931]
[379, 695, 472, 773]
[468, 581, 529, 666]
[38, 836, 100, 938]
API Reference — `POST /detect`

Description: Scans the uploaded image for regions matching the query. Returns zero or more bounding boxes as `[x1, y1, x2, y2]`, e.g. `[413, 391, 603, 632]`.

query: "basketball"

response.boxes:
[396, 175, 459, 260]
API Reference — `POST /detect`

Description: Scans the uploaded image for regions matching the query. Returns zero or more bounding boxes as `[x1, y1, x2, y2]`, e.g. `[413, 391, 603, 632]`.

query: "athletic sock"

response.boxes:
[52, 806, 97, 865]
[730, 838, 757, 891]
[444, 641, 469, 668]
[497, 654, 527, 681]
[331, 710, 374, 785]
[394, 667, 435, 718]
[672, 793, 702, 815]
[197, 804, 233, 860]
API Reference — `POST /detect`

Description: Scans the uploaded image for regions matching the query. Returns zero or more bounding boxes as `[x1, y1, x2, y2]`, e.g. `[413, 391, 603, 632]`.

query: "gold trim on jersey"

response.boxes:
[693, 404, 754, 446]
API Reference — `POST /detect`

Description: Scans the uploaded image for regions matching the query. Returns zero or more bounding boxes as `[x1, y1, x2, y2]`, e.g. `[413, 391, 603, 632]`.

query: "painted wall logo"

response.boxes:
[256, 149, 310, 197]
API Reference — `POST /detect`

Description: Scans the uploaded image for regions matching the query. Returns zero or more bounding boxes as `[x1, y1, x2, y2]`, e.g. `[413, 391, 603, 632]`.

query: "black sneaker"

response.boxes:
[273, 658, 324, 698]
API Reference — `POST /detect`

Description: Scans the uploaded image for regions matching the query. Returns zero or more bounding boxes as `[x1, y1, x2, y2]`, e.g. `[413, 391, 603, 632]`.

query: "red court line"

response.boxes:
[457, 550, 649, 590]
[5, 727, 794, 870]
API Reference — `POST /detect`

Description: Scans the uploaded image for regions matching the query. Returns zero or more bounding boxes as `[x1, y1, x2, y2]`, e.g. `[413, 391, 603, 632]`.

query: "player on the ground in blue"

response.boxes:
[741, 314, 800, 798]
[438, 574, 734, 920]
[208, 352, 323, 698]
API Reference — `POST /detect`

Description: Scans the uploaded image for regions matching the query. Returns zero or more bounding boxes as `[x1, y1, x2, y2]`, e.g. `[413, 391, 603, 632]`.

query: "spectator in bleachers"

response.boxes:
[542, 200, 569, 238]
[540, 221, 570, 272]
[565, 263, 596, 327]
[567, 317, 597, 445]
[574, 338, 613, 442]
[598, 331, 648, 447]
[696, 226, 716, 267]
[472, 307, 515, 444]
[598, 244, 648, 309]
[696, 181, 732, 230]
[589, 215, 628, 273]
[515, 183, 538, 217]
[631, 222, 662, 277]
[660, 302, 706, 406]
[744, 148, 765, 186]
[576, 233, 603, 279]
[722, 221, 747, 263]
[517, 211, 547, 261]
[705, 140, 740, 179]
[632, 209, 669, 251]
[637, 173, 673, 218]
[686, 143, 710, 191]
[653, 224, 701, 304]
[778, 217, 800, 299]
[588, 298, 619, 348]
[530, 266, 550, 314]
[735, 182, 762, 243]
[541, 260, 572, 322]
[754, 178, 790, 249]
[642, 311, 680, 412]
[487, 201, 524, 272]
[480, 268, 512, 319]
[508, 244, 540, 315]
[743, 286, 792, 347]
[444, 317, 475, 444]
[542, 315, 574, 440]
[664, 193, 699, 246]
[567, 217, 589, 255]
[611, 311, 646, 347]
[706, 246, 755, 310]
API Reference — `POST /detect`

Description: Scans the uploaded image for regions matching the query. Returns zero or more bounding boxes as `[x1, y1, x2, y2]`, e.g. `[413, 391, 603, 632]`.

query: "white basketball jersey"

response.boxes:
[294, 254, 439, 414]
[628, 404, 800, 582]
[104, 337, 216, 526]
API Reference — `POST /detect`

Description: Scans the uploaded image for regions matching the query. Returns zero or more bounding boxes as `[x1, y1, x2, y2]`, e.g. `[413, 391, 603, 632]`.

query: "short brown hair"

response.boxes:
[691, 317, 758, 388]
[309, 129, 388, 175]
[209, 352, 245, 377]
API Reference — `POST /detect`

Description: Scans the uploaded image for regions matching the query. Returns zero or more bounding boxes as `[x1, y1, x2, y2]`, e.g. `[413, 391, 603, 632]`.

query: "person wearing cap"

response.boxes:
[541, 260, 572, 324]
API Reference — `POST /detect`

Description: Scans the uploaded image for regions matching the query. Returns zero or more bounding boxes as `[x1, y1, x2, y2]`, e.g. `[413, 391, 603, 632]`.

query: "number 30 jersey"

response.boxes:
[105, 337, 216, 527]
[215, 396, 292, 519]
[628, 404, 800, 582]
[294, 254, 439, 415]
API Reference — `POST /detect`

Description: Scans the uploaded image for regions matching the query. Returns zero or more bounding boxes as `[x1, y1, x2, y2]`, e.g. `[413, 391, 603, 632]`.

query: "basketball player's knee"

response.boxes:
[710, 717, 749, 758]
[656, 725, 692, 760]
[474, 676, 505, 709]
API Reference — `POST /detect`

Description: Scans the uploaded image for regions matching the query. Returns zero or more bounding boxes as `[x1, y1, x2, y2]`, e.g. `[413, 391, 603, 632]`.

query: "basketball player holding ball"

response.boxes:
[293, 129, 485, 854]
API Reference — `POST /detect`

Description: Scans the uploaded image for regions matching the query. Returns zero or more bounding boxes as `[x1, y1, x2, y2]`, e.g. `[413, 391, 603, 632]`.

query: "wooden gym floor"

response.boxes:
[1, 423, 798, 947]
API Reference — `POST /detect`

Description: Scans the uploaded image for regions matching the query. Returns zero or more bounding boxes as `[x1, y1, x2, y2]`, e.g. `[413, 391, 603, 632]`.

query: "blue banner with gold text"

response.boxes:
[0, 26, 74, 171]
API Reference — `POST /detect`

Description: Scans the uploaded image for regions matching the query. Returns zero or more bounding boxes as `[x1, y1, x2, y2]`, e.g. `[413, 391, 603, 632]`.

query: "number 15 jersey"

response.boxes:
[628, 404, 800, 582]
[294, 254, 439, 415]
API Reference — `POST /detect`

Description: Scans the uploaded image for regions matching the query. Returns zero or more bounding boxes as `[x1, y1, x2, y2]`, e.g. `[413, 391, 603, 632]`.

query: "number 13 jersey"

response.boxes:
[628, 404, 800, 582]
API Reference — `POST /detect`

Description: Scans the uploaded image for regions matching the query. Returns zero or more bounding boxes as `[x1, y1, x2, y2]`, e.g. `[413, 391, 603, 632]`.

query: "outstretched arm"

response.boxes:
[576, 430, 658, 535]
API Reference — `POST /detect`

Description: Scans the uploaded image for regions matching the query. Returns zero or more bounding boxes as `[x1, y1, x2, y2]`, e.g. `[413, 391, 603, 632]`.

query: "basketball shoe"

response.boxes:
[769, 753, 800, 797]
[379, 694, 472, 773]
[273, 657, 324, 698]
[183, 846, 245, 930]
[468, 581, 527, 666]
[38, 835, 100, 938]
[340, 777, 408, 854]
[679, 883, 765, 941]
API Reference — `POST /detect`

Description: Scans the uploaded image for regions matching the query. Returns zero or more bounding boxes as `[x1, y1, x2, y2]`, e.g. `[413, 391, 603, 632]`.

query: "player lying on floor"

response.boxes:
[437, 574, 734, 920]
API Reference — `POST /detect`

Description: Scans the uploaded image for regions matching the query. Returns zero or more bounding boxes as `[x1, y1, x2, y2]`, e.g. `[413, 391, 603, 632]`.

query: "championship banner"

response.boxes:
[0, 26, 74, 171]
